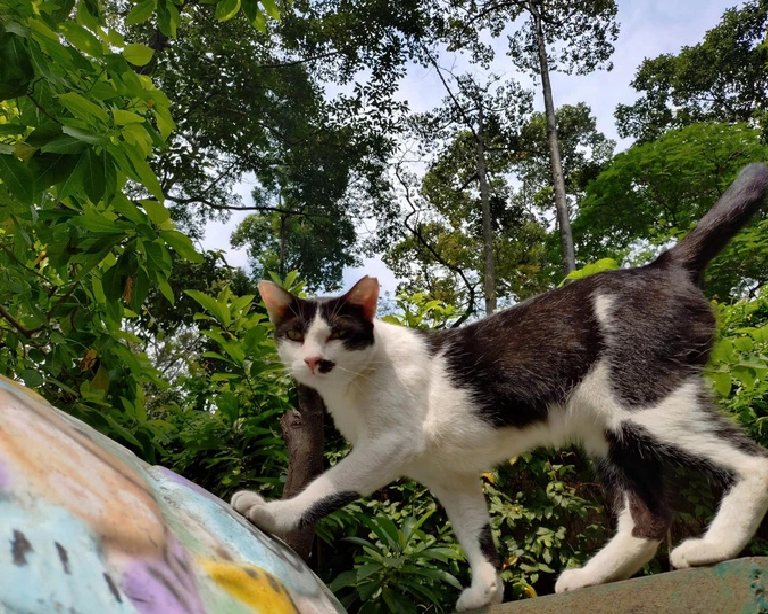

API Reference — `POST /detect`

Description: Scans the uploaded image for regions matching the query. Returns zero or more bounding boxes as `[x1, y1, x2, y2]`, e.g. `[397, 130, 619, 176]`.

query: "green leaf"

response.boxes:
[242, 0, 260, 24]
[157, 273, 175, 303]
[215, 0, 241, 22]
[0, 32, 34, 101]
[260, 0, 280, 19]
[160, 230, 204, 263]
[0, 124, 26, 136]
[154, 106, 175, 140]
[129, 268, 150, 311]
[59, 22, 102, 57]
[355, 563, 380, 583]
[360, 515, 400, 551]
[141, 199, 170, 225]
[185, 290, 230, 325]
[113, 109, 145, 125]
[71, 209, 131, 234]
[125, 0, 158, 25]
[157, 0, 181, 37]
[75, 148, 108, 203]
[123, 44, 154, 66]
[0, 154, 34, 204]
[20, 369, 44, 388]
[329, 570, 358, 592]
[58, 92, 110, 125]
[106, 28, 126, 47]
[101, 263, 127, 304]
[30, 152, 82, 191]
[41, 136, 89, 155]
[734, 337, 754, 352]
[124, 144, 164, 200]
[90, 81, 118, 101]
[401, 565, 463, 590]
[62, 125, 108, 145]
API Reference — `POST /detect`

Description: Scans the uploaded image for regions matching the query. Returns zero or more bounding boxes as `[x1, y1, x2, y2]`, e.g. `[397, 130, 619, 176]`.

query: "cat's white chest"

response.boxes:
[315, 385, 366, 445]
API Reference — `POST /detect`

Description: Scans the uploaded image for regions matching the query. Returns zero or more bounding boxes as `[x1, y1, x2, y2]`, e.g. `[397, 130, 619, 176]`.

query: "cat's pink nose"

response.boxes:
[304, 356, 322, 374]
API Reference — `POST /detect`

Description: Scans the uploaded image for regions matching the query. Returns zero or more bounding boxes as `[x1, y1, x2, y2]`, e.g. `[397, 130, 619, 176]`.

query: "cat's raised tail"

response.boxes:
[657, 162, 768, 282]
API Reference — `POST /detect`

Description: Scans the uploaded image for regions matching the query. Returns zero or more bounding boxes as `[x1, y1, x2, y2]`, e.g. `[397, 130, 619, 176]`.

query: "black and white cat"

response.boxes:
[232, 163, 768, 610]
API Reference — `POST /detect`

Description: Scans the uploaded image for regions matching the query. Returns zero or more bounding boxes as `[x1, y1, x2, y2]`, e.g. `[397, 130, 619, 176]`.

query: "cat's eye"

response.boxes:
[328, 330, 347, 341]
[286, 330, 304, 342]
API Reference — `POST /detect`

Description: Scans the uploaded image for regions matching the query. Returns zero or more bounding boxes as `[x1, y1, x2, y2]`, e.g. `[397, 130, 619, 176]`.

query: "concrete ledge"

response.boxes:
[479, 558, 768, 614]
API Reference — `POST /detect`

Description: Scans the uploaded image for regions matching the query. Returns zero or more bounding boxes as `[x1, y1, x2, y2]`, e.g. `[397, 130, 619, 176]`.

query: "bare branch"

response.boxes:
[394, 164, 476, 326]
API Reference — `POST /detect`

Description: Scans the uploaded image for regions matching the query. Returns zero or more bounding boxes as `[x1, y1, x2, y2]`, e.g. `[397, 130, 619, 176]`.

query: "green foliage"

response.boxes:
[487, 452, 608, 599]
[707, 290, 768, 443]
[231, 210, 358, 293]
[615, 0, 768, 142]
[575, 122, 768, 298]
[330, 511, 464, 614]
[561, 258, 619, 284]
[0, 0, 179, 459]
[0, 0, 280, 457]
[381, 293, 458, 329]
[159, 280, 297, 496]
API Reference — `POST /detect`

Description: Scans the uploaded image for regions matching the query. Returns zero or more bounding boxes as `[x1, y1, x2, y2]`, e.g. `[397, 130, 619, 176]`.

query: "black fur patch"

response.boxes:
[479, 523, 502, 570]
[317, 359, 335, 373]
[298, 491, 359, 528]
[430, 275, 605, 428]
[600, 426, 671, 540]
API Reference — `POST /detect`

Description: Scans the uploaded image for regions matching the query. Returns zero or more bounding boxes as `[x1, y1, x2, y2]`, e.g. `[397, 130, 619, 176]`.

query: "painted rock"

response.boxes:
[0, 375, 345, 614]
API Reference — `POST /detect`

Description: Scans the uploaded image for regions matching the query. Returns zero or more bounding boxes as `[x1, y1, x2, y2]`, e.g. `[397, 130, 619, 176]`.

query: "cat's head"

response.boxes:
[259, 277, 380, 387]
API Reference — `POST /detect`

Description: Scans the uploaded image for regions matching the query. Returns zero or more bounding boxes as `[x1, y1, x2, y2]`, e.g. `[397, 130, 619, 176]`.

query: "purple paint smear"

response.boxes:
[122, 550, 207, 614]
[0, 458, 10, 489]
[152, 466, 220, 503]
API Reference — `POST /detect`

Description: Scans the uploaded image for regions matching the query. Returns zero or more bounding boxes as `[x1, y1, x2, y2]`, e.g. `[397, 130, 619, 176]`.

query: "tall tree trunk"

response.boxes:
[476, 105, 497, 314]
[278, 192, 287, 277]
[279, 213, 287, 277]
[279, 385, 326, 561]
[531, 3, 576, 276]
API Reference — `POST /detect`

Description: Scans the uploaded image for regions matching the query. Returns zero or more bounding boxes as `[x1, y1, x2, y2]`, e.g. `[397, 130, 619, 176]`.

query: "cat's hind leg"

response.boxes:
[659, 395, 768, 568]
[428, 475, 504, 611]
[555, 427, 670, 593]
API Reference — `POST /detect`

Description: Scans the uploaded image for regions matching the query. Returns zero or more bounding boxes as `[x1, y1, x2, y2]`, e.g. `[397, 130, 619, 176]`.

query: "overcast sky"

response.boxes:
[200, 0, 736, 298]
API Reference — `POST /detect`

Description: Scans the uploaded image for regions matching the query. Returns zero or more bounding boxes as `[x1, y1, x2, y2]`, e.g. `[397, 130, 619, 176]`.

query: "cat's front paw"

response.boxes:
[555, 567, 592, 593]
[231, 490, 284, 534]
[455, 575, 503, 611]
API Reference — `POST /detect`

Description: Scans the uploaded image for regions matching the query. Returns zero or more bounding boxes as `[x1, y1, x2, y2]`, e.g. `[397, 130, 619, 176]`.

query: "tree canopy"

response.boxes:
[615, 0, 768, 143]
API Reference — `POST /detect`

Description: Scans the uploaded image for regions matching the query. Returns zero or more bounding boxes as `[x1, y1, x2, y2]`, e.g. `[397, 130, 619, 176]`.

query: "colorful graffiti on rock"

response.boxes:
[0, 375, 345, 614]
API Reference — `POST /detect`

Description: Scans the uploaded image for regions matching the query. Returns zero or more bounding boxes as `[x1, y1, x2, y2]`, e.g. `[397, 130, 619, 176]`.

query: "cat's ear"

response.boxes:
[258, 280, 295, 326]
[345, 277, 379, 321]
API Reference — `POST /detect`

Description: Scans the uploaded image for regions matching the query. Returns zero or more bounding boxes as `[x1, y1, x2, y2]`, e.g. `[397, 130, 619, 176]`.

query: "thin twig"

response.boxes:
[0, 303, 43, 339]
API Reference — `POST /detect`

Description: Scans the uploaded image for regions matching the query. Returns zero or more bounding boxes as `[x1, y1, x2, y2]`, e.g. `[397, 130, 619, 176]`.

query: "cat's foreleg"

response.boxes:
[231, 436, 408, 535]
[430, 475, 504, 611]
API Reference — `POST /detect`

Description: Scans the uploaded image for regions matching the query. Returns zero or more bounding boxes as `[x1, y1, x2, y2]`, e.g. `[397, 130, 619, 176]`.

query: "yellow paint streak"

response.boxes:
[199, 559, 299, 614]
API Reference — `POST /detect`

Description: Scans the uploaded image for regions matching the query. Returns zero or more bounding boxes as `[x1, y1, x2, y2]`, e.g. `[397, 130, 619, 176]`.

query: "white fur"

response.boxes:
[593, 294, 615, 329]
[555, 494, 660, 593]
[232, 310, 768, 609]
